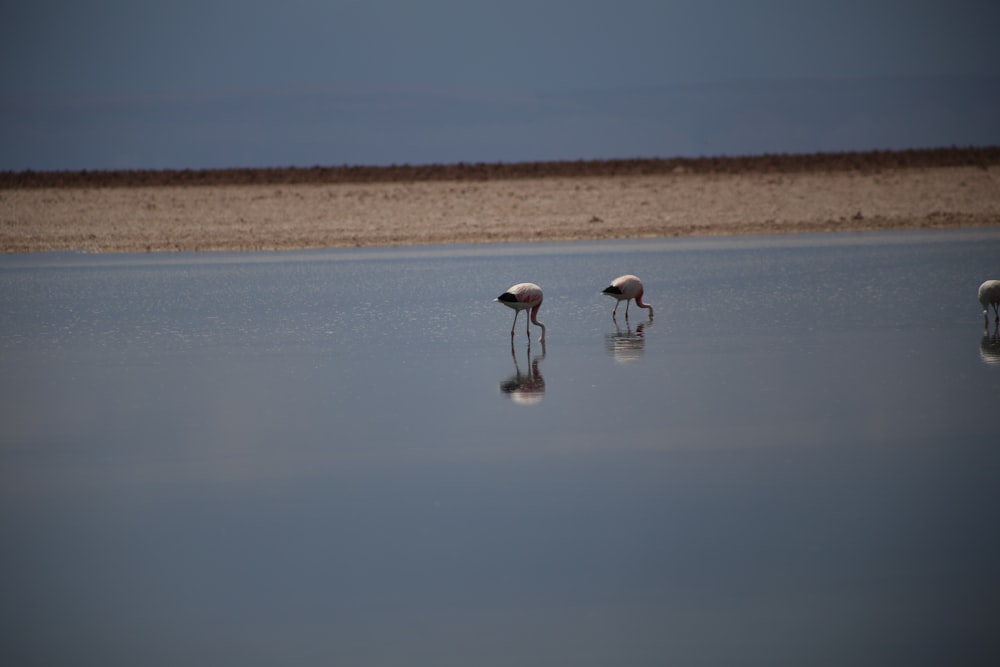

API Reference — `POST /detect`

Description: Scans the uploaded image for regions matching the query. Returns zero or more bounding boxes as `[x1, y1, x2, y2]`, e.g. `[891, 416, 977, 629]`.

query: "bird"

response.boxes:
[979, 279, 1000, 326]
[601, 274, 654, 321]
[496, 282, 546, 342]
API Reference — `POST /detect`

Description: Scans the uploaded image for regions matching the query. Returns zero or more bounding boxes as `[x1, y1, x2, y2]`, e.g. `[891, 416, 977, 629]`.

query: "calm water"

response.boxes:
[2, 229, 1000, 666]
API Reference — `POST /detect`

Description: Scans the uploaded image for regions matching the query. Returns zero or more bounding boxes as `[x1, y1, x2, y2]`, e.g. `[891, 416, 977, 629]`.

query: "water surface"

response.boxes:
[2, 230, 1000, 666]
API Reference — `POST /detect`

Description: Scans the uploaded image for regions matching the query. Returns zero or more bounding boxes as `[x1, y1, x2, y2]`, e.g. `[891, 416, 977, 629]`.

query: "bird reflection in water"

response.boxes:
[500, 340, 546, 405]
[605, 322, 647, 364]
[980, 320, 1000, 365]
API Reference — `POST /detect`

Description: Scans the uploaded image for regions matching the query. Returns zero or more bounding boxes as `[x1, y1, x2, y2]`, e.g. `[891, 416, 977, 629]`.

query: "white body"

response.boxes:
[602, 274, 654, 320]
[496, 282, 546, 342]
[979, 279, 1000, 325]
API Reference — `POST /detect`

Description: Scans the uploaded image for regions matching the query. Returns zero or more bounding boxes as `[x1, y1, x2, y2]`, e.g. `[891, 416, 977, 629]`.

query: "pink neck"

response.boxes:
[530, 305, 547, 341]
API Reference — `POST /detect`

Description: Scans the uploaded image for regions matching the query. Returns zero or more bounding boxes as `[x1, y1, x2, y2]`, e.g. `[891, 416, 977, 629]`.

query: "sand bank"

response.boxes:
[3, 150, 998, 253]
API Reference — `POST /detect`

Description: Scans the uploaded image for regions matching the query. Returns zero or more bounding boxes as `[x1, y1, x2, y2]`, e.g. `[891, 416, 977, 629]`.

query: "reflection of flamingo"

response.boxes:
[605, 322, 647, 363]
[979, 280, 1000, 327]
[980, 324, 1000, 365]
[602, 274, 654, 321]
[496, 282, 546, 342]
[500, 340, 546, 405]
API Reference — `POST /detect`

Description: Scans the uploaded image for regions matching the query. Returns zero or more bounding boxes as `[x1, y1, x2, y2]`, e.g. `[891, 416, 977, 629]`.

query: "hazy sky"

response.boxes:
[2, 1, 999, 170]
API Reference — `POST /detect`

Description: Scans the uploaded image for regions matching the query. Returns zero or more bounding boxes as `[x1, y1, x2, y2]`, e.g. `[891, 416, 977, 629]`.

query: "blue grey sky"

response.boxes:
[2, 1, 999, 170]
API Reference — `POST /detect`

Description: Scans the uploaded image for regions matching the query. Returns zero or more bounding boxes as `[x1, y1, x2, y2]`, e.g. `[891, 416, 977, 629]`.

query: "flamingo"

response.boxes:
[601, 274, 654, 321]
[979, 279, 1000, 326]
[496, 282, 546, 342]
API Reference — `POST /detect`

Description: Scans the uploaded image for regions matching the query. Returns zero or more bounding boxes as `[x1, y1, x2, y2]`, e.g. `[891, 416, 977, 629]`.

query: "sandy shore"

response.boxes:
[3, 150, 999, 253]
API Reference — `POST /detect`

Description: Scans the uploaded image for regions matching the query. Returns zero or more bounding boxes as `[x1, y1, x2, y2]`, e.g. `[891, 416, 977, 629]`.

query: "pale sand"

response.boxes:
[3, 164, 999, 253]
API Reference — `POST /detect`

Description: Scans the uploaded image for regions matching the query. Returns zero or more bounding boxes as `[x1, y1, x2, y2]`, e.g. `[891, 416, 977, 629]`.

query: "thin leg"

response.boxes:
[526, 311, 531, 337]
[612, 302, 619, 321]
[625, 299, 631, 320]
[510, 310, 519, 337]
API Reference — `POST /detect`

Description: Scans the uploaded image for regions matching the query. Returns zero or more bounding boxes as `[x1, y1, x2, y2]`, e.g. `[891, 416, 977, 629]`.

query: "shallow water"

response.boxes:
[2, 229, 1000, 666]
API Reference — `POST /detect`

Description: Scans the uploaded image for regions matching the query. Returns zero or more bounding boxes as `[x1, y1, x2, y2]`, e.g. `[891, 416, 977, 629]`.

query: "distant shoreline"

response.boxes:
[3, 147, 999, 253]
[3, 146, 1000, 189]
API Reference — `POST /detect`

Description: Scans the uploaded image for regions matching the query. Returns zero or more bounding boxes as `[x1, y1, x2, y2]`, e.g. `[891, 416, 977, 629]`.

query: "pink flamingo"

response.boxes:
[601, 274, 654, 321]
[980, 279, 1000, 326]
[496, 282, 546, 342]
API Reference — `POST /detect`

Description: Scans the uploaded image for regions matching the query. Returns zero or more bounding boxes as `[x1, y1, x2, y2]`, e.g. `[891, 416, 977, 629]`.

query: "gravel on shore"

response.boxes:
[3, 148, 999, 253]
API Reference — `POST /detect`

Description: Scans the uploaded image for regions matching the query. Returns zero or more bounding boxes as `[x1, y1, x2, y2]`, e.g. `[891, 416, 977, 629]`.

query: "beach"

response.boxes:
[2, 148, 999, 253]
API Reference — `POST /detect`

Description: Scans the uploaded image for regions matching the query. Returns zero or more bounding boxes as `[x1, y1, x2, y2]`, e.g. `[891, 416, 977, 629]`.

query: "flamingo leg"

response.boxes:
[625, 299, 631, 320]
[510, 310, 520, 337]
[611, 301, 619, 321]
